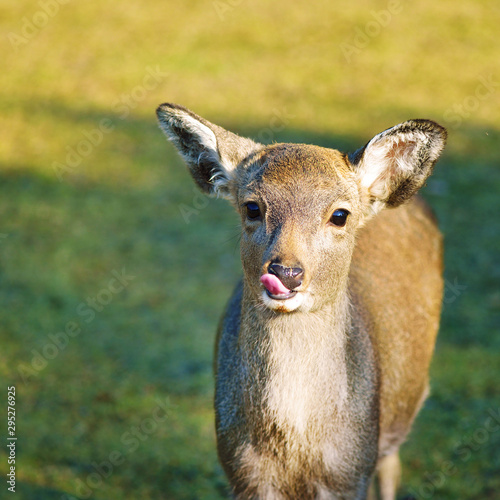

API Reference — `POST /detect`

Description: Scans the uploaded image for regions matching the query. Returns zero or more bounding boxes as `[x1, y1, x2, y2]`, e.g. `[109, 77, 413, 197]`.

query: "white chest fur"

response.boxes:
[262, 311, 349, 435]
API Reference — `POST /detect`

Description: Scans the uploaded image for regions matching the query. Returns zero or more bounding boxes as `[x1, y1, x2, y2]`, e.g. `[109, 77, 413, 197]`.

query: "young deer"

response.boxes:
[157, 103, 446, 500]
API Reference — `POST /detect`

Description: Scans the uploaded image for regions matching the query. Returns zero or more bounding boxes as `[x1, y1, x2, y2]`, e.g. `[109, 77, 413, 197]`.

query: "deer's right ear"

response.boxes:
[348, 119, 447, 215]
[156, 103, 261, 200]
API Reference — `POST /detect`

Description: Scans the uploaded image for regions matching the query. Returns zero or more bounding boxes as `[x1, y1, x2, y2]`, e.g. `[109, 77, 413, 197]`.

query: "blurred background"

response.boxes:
[1, 0, 499, 498]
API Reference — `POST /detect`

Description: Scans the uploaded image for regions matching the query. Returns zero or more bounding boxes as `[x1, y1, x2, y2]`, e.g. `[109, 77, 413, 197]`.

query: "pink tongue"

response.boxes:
[260, 273, 290, 295]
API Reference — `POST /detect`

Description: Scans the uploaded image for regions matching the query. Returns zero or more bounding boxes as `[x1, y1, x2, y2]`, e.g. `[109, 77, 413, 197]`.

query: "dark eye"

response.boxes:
[329, 209, 349, 227]
[245, 202, 261, 220]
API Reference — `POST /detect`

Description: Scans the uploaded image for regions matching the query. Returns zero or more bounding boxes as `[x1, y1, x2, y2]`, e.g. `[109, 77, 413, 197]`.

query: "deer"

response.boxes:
[156, 102, 446, 500]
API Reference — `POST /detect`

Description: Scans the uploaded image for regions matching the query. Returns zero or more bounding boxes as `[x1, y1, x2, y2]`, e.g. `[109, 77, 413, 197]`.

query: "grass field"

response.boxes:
[1, 0, 499, 498]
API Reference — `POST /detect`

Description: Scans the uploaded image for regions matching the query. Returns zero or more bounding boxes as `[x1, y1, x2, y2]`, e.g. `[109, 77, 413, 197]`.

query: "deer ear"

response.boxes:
[349, 119, 446, 213]
[156, 103, 261, 200]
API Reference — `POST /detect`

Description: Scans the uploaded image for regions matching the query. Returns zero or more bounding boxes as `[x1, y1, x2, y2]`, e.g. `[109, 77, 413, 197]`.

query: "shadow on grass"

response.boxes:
[15, 482, 71, 500]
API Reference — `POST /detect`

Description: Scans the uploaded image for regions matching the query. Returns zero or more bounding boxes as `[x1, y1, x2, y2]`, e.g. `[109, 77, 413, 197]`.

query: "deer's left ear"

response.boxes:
[156, 103, 261, 202]
[349, 120, 447, 213]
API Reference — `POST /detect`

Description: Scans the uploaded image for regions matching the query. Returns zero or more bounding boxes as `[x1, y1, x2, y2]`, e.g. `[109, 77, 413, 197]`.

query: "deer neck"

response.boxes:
[239, 287, 352, 434]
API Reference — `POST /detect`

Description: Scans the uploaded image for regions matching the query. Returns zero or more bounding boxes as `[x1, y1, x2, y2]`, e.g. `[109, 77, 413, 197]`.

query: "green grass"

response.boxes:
[1, 0, 499, 498]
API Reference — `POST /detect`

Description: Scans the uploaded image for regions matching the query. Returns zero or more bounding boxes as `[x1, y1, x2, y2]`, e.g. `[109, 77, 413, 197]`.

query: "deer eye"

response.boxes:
[329, 209, 349, 227]
[245, 202, 261, 220]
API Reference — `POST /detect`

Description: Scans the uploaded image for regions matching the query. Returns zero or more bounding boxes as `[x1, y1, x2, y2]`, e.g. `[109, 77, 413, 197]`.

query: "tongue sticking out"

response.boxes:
[260, 273, 291, 296]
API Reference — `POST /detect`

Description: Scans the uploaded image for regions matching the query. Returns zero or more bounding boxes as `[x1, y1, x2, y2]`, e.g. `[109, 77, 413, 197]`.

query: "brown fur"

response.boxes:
[350, 197, 443, 459]
[156, 103, 447, 499]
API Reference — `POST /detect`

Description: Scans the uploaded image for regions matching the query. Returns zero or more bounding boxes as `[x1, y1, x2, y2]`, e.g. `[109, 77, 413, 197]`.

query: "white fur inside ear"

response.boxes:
[358, 130, 428, 200]
[209, 169, 233, 200]
[157, 106, 245, 199]
[176, 112, 218, 152]
[170, 110, 237, 194]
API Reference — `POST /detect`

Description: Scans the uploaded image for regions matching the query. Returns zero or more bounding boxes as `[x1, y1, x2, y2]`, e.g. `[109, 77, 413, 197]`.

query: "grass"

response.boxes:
[0, 0, 499, 498]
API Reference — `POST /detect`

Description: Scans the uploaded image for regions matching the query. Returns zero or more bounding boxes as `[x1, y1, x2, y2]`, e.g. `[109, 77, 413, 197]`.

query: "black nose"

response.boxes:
[268, 263, 304, 290]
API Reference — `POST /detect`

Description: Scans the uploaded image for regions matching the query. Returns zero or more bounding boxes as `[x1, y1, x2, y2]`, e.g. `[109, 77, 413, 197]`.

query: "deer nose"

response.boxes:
[268, 263, 304, 291]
